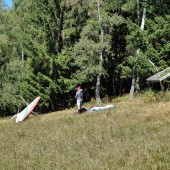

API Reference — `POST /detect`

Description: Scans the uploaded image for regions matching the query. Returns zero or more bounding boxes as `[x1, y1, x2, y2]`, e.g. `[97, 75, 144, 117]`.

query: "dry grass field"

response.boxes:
[1, 92, 170, 170]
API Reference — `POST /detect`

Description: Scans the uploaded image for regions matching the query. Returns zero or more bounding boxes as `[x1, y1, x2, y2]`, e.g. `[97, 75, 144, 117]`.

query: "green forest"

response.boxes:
[0, 0, 170, 115]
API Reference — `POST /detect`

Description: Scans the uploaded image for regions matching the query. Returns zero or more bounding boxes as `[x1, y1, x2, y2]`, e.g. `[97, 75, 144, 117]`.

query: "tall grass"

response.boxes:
[1, 94, 170, 169]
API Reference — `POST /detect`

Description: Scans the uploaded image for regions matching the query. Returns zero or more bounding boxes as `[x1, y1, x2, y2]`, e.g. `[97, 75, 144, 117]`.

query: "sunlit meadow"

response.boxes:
[1, 92, 170, 170]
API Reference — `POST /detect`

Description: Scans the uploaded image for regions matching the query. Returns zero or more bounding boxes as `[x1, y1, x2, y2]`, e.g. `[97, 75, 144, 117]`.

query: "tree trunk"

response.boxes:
[136, 8, 146, 91]
[21, 48, 24, 82]
[119, 78, 123, 96]
[129, 7, 146, 99]
[58, 8, 63, 53]
[95, 0, 103, 105]
[141, 8, 146, 30]
[136, 50, 140, 91]
[54, 0, 63, 53]
[107, 68, 114, 98]
[96, 74, 103, 105]
[129, 67, 136, 100]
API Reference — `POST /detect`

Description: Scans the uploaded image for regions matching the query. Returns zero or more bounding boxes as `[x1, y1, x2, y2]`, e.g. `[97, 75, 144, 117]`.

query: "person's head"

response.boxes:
[77, 86, 81, 90]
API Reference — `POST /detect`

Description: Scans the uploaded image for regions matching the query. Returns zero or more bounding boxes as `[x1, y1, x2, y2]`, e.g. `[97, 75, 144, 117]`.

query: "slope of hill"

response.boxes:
[1, 94, 170, 169]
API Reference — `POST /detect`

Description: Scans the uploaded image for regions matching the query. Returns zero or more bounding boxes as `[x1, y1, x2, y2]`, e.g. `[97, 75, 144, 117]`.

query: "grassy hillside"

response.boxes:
[1, 93, 170, 170]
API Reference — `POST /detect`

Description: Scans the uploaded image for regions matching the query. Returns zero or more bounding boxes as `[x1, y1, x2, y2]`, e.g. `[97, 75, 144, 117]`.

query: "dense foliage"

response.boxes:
[0, 0, 170, 115]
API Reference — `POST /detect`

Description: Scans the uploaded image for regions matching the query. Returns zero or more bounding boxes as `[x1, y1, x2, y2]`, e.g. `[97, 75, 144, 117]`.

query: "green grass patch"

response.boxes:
[1, 95, 170, 169]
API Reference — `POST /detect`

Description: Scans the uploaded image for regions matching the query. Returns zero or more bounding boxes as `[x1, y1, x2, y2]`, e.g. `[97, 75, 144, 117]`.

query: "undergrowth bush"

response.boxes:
[140, 89, 170, 102]
[112, 95, 128, 103]
[142, 89, 156, 102]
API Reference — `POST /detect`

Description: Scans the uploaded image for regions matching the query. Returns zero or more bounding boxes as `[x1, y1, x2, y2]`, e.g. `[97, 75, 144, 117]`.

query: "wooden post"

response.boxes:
[160, 80, 165, 92]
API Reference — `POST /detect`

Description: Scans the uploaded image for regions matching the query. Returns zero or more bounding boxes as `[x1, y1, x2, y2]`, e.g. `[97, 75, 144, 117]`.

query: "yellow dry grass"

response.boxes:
[1, 93, 170, 170]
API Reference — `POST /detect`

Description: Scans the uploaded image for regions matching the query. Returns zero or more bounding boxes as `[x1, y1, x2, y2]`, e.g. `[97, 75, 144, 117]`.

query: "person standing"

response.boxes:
[75, 86, 83, 113]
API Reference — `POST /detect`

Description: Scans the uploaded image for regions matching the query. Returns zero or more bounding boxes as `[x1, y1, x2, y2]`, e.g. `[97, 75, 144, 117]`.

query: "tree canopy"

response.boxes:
[0, 0, 170, 115]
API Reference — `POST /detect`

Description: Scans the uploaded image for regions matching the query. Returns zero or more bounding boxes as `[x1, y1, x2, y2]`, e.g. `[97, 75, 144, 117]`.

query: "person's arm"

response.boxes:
[75, 91, 78, 99]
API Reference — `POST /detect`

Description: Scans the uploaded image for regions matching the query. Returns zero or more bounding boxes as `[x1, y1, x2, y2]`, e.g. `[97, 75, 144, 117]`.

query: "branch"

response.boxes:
[20, 96, 29, 105]
[20, 96, 39, 115]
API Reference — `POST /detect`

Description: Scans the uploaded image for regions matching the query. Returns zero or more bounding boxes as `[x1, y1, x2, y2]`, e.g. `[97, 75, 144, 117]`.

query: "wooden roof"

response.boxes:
[146, 67, 170, 82]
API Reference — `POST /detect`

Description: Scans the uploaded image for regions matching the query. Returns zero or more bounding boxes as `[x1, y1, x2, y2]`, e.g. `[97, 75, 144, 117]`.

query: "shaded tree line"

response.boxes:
[0, 0, 170, 115]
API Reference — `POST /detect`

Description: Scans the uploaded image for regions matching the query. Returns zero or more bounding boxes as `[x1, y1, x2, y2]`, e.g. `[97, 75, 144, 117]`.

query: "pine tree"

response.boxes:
[13, 0, 89, 111]
[73, 0, 125, 105]
[0, 3, 23, 115]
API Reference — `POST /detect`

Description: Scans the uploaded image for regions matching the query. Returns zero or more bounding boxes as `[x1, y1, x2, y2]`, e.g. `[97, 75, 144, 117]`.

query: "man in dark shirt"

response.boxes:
[75, 86, 83, 113]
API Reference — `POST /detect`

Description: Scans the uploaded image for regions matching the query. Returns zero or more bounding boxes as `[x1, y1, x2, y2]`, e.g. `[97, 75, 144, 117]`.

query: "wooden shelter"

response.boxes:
[147, 67, 170, 82]
[146, 67, 170, 91]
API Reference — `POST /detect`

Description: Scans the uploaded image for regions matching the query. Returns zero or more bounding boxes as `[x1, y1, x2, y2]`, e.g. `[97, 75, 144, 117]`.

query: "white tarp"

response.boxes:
[89, 104, 115, 111]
